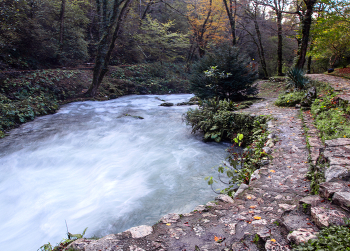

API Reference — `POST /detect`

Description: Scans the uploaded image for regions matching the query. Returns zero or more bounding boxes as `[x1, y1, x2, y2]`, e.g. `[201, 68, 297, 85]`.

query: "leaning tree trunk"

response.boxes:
[295, 0, 317, 70]
[276, 10, 283, 76]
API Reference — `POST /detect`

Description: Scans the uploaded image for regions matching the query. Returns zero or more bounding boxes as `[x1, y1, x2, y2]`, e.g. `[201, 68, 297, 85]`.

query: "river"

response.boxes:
[0, 94, 229, 250]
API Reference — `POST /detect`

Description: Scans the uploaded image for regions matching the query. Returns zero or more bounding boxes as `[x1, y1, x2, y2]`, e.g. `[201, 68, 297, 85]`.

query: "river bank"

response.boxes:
[67, 76, 350, 251]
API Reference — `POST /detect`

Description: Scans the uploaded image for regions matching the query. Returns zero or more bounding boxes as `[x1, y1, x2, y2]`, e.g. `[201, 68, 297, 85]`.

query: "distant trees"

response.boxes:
[0, 0, 90, 69]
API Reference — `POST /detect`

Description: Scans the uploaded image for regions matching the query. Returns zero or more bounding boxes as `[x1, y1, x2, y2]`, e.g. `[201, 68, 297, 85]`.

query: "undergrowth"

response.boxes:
[311, 88, 350, 141]
[275, 91, 306, 107]
[184, 97, 264, 143]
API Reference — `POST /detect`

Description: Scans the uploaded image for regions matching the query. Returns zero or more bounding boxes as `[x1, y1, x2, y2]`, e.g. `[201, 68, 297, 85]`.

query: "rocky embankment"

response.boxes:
[68, 76, 350, 251]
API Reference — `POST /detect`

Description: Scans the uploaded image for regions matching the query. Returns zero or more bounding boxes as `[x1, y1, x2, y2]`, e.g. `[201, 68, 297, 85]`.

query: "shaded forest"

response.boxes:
[1, 0, 349, 76]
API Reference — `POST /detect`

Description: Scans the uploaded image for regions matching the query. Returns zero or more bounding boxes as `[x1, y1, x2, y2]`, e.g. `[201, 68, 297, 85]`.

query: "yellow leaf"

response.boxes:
[250, 205, 257, 209]
[268, 175, 271, 178]
[269, 170, 276, 173]
[166, 223, 171, 226]
[254, 216, 261, 220]
[247, 195, 252, 200]
[271, 239, 276, 242]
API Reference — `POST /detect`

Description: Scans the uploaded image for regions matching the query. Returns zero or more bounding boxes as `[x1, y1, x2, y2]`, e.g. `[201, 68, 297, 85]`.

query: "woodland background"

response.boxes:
[1, 0, 349, 78]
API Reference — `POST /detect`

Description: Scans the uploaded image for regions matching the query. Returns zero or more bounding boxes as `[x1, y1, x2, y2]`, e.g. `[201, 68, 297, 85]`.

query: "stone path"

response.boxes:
[68, 75, 350, 251]
[307, 74, 350, 101]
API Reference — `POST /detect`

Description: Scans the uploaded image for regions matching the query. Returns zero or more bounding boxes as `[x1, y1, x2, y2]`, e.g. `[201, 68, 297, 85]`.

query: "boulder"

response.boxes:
[234, 183, 249, 198]
[127, 225, 153, 238]
[159, 102, 174, 107]
[287, 228, 318, 245]
[325, 138, 350, 147]
[282, 214, 313, 232]
[319, 182, 343, 199]
[299, 195, 322, 206]
[215, 194, 234, 204]
[325, 165, 350, 182]
[160, 213, 180, 223]
[311, 206, 346, 228]
[332, 191, 350, 211]
[301, 87, 317, 107]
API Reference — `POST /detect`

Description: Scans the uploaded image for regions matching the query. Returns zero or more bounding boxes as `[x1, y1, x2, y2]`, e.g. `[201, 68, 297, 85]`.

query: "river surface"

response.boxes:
[0, 94, 230, 251]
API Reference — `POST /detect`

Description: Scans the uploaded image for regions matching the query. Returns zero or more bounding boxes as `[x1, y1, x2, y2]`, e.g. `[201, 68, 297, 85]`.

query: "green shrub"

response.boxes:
[275, 91, 306, 107]
[286, 67, 309, 90]
[205, 121, 270, 195]
[189, 44, 258, 100]
[184, 98, 267, 143]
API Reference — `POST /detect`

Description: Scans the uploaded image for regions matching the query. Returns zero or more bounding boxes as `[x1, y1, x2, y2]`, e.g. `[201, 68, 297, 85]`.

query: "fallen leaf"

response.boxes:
[166, 223, 171, 226]
[271, 239, 276, 242]
[254, 216, 261, 220]
[249, 211, 254, 214]
[287, 166, 291, 168]
[268, 175, 271, 178]
[250, 205, 257, 209]
[214, 236, 224, 243]
[247, 195, 252, 200]
[269, 170, 276, 173]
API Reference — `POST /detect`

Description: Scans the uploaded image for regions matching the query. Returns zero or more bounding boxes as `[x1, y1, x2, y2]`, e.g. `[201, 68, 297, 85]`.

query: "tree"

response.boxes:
[86, 0, 134, 97]
[260, 0, 289, 76]
[222, 0, 237, 45]
[238, 0, 269, 78]
[190, 44, 258, 100]
[134, 15, 190, 62]
[186, 0, 227, 58]
[294, 0, 318, 69]
[309, 0, 350, 68]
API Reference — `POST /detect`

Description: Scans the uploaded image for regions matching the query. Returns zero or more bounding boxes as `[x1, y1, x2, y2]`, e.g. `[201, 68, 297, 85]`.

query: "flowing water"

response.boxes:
[0, 94, 230, 251]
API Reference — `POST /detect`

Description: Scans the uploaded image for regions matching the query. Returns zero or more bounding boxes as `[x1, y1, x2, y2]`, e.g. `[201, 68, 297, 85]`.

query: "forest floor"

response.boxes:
[67, 74, 350, 251]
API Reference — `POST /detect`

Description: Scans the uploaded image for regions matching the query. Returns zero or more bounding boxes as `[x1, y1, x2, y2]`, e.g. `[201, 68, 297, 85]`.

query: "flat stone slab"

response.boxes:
[325, 165, 350, 182]
[282, 214, 313, 232]
[287, 228, 318, 245]
[333, 191, 350, 210]
[215, 194, 234, 204]
[127, 225, 153, 238]
[311, 206, 346, 228]
[327, 156, 350, 166]
[299, 195, 322, 206]
[319, 182, 344, 199]
[160, 213, 180, 223]
[325, 138, 350, 147]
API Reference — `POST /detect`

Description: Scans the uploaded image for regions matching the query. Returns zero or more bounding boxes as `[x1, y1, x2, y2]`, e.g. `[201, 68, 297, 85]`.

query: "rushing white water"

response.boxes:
[0, 94, 229, 251]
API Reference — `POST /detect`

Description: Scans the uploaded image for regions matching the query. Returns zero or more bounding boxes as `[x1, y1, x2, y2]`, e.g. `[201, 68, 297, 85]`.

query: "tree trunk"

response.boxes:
[276, 10, 283, 76]
[86, 0, 134, 97]
[295, 0, 317, 70]
[254, 19, 268, 78]
[223, 0, 236, 46]
[59, 0, 66, 46]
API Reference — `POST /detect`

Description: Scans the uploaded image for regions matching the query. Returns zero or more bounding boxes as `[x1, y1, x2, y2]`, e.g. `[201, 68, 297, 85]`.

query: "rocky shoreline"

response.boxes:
[67, 76, 350, 251]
